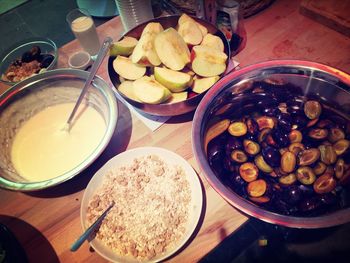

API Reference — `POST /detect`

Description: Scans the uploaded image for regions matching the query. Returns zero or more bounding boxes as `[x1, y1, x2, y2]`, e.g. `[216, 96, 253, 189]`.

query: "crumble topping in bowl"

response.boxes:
[1, 45, 55, 83]
[86, 154, 191, 261]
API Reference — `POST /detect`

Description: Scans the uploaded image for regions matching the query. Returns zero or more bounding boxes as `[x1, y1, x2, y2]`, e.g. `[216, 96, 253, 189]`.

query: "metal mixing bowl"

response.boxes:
[0, 69, 118, 191]
[192, 60, 350, 228]
[108, 15, 231, 116]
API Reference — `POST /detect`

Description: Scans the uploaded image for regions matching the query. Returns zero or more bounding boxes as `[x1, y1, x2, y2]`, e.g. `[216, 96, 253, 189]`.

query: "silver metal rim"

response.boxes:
[0, 69, 118, 191]
[192, 60, 350, 228]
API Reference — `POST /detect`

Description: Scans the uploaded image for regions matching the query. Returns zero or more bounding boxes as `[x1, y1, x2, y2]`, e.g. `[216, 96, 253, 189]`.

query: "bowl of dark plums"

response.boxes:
[0, 37, 57, 85]
[192, 60, 350, 228]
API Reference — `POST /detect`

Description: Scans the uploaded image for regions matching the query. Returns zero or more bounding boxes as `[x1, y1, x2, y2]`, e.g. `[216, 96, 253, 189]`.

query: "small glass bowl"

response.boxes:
[0, 37, 58, 86]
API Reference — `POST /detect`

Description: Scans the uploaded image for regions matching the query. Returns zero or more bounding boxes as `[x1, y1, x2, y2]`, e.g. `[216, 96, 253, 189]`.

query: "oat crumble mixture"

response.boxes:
[87, 154, 192, 261]
[2, 60, 41, 82]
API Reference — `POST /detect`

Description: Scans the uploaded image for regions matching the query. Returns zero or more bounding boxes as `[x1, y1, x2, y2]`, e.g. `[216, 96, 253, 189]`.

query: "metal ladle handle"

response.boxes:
[66, 37, 113, 128]
[70, 201, 115, 252]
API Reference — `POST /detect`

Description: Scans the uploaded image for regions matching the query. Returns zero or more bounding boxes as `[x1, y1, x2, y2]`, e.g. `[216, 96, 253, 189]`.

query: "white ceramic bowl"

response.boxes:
[81, 147, 203, 262]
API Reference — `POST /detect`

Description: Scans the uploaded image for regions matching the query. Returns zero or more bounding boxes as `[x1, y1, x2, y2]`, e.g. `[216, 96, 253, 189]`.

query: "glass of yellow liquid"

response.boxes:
[66, 8, 101, 59]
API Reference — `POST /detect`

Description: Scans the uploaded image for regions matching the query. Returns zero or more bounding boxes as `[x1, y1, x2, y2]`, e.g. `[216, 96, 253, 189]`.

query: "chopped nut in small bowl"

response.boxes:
[81, 147, 203, 262]
[0, 37, 57, 86]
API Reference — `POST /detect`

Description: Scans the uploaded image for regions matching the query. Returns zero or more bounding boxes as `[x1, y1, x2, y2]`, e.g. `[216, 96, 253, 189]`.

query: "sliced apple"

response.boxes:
[133, 76, 171, 104]
[119, 76, 126, 83]
[182, 67, 196, 77]
[154, 28, 190, 71]
[192, 45, 227, 64]
[181, 68, 195, 87]
[130, 22, 163, 66]
[197, 22, 208, 37]
[177, 20, 203, 46]
[192, 57, 226, 77]
[192, 76, 220, 94]
[191, 45, 227, 77]
[178, 13, 208, 37]
[201, 33, 224, 52]
[110, 36, 138, 56]
[166, 91, 188, 103]
[131, 22, 163, 66]
[113, 55, 146, 80]
[131, 32, 161, 66]
[154, 67, 192, 92]
[141, 22, 164, 37]
[117, 81, 140, 102]
[178, 13, 191, 25]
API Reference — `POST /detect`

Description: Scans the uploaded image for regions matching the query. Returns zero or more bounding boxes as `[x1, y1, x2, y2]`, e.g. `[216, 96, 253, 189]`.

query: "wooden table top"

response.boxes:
[0, 0, 349, 262]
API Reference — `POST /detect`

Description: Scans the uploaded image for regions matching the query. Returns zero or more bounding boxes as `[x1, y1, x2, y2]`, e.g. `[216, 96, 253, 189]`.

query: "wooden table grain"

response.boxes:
[0, 0, 349, 262]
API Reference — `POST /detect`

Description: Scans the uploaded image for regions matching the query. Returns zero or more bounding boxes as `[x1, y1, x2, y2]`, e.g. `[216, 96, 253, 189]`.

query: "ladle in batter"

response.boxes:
[65, 37, 113, 131]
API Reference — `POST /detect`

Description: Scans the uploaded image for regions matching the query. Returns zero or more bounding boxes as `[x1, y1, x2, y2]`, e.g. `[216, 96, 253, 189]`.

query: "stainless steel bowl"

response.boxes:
[192, 60, 350, 228]
[0, 69, 118, 191]
[108, 15, 231, 116]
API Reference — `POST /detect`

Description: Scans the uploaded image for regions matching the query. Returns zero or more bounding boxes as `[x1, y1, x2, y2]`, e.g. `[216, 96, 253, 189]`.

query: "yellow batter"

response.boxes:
[11, 103, 106, 182]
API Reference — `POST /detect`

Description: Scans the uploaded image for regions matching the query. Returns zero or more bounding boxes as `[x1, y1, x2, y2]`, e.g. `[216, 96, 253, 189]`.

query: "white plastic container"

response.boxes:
[68, 50, 92, 70]
[115, 0, 154, 32]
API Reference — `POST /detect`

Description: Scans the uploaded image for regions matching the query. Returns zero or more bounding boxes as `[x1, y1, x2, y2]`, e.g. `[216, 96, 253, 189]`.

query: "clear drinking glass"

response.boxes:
[66, 8, 101, 59]
[115, 0, 154, 32]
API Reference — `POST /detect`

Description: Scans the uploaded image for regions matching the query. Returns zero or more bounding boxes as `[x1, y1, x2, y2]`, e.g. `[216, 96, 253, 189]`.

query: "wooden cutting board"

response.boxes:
[300, 0, 350, 37]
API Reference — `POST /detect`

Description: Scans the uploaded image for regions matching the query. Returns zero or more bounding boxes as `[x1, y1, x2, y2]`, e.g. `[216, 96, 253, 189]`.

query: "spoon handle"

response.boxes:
[66, 37, 113, 127]
[70, 201, 115, 252]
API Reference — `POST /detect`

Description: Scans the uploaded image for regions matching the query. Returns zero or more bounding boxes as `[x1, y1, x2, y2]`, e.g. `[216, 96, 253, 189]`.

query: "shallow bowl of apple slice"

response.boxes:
[108, 14, 231, 116]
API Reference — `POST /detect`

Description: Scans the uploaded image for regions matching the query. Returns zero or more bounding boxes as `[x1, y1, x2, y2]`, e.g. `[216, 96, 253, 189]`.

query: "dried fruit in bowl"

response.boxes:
[2, 45, 54, 83]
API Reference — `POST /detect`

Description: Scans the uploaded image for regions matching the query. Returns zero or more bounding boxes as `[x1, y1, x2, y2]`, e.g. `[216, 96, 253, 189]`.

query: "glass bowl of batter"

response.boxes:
[0, 69, 118, 191]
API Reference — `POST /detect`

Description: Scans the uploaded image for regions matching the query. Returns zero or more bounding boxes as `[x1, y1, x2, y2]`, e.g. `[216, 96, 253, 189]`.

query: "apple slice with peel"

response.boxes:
[192, 57, 226, 77]
[178, 13, 194, 25]
[192, 76, 220, 94]
[154, 28, 190, 71]
[141, 22, 164, 37]
[192, 45, 227, 64]
[178, 13, 208, 37]
[166, 91, 188, 103]
[182, 67, 196, 77]
[110, 36, 138, 56]
[201, 33, 224, 52]
[131, 32, 162, 66]
[197, 23, 208, 37]
[117, 81, 140, 102]
[133, 76, 171, 104]
[177, 20, 203, 46]
[191, 45, 227, 77]
[154, 67, 192, 92]
[131, 22, 163, 66]
[119, 76, 126, 83]
[113, 55, 146, 80]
